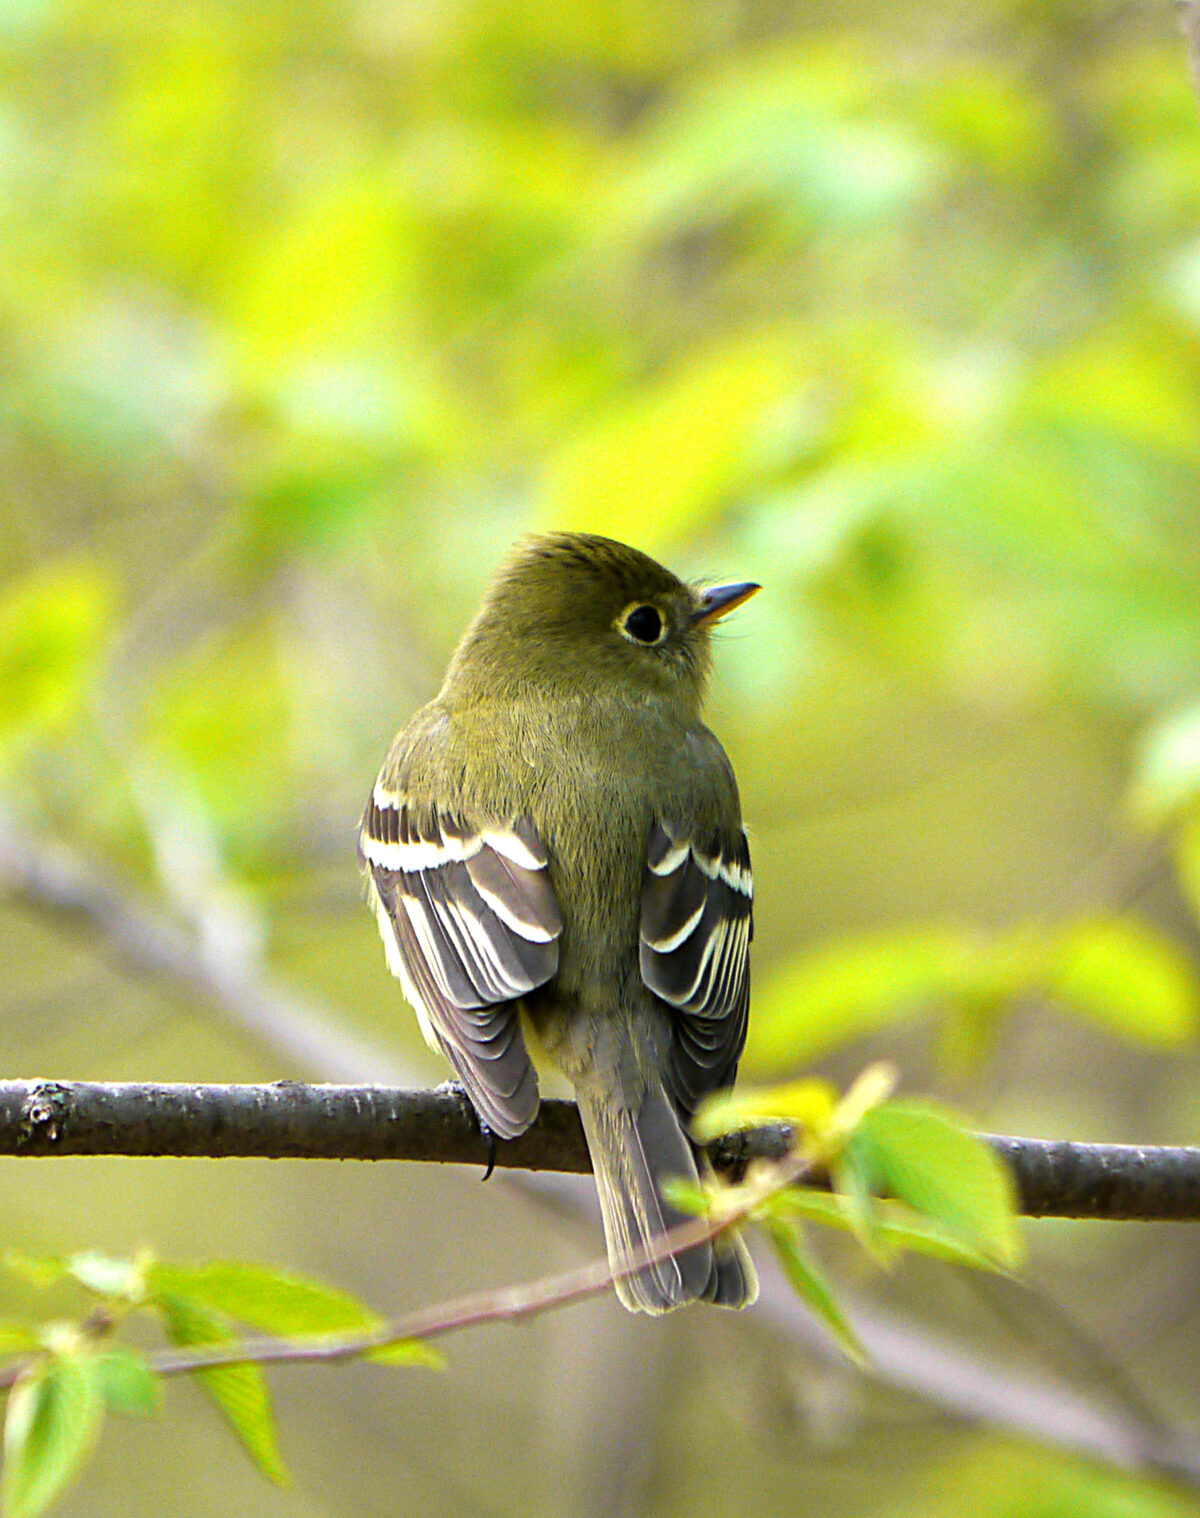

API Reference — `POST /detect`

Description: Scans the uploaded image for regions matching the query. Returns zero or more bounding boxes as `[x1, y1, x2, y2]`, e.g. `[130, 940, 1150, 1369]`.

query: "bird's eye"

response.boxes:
[620, 604, 666, 646]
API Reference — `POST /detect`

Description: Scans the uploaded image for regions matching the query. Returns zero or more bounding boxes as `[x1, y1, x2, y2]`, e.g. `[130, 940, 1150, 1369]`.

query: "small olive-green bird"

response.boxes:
[359, 532, 759, 1312]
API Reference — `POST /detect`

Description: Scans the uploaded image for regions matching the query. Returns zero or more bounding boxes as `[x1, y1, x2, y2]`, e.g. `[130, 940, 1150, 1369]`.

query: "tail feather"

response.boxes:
[708, 1234, 758, 1309]
[576, 1080, 757, 1314]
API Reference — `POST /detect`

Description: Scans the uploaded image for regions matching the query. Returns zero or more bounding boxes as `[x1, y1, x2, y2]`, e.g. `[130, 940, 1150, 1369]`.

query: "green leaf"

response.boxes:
[853, 1102, 1021, 1268]
[1, 1257, 64, 1293]
[772, 1187, 994, 1269]
[156, 1294, 288, 1487]
[764, 1219, 865, 1364]
[1, 1356, 104, 1518]
[745, 928, 979, 1069]
[151, 1265, 441, 1377]
[363, 1340, 445, 1369]
[150, 1262, 380, 1338]
[1129, 705, 1200, 821]
[1042, 919, 1198, 1046]
[829, 1153, 884, 1257]
[94, 1349, 161, 1416]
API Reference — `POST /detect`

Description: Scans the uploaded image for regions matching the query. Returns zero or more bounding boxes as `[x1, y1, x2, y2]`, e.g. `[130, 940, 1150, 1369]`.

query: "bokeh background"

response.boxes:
[5, 0, 1200, 1513]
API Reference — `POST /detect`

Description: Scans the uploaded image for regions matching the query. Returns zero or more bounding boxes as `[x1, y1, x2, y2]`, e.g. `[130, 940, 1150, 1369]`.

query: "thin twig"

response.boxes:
[0, 1154, 807, 1388]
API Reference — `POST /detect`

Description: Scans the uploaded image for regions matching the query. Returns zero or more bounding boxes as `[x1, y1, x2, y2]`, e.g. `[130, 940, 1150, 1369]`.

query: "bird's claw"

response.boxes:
[477, 1117, 497, 1182]
[435, 1080, 497, 1181]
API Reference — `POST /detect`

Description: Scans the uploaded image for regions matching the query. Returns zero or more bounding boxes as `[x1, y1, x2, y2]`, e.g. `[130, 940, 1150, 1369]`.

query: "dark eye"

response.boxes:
[622, 604, 665, 645]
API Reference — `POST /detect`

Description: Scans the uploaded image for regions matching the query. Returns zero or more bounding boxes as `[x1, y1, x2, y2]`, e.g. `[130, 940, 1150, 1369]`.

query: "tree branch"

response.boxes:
[2, 1079, 1199, 1221]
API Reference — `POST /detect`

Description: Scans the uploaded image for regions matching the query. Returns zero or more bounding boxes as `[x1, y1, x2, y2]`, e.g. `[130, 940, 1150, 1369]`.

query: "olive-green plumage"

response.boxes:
[361, 532, 759, 1312]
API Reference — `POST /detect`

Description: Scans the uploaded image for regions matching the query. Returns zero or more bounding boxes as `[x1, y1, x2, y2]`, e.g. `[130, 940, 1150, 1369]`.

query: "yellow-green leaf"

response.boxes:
[1, 1356, 104, 1518]
[659, 1177, 712, 1217]
[773, 1187, 994, 1269]
[853, 1102, 1022, 1269]
[363, 1340, 445, 1369]
[156, 1295, 288, 1487]
[538, 332, 793, 551]
[0, 565, 116, 748]
[0, 1326, 38, 1361]
[151, 1262, 379, 1338]
[1042, 919, 1198, 1046]
[1, 1257, 64, 1293]
[829, 1154, 885, 1256]
[746, 928, 979, 1070]
[95, 1349, 161, 1416]
[690, 1079, 836, 1145]
[764, 1219, 865, 1364]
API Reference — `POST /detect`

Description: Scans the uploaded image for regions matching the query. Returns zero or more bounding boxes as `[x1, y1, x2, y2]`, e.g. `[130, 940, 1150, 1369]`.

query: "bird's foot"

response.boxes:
[434, 1080, 497, 1181]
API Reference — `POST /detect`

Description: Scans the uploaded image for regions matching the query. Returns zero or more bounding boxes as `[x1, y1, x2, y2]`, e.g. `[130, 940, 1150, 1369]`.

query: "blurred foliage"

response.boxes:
[884, 1439, 1200, 1518]
[747, 914, 1200, 1067]
[4, 0, 1200, 1514]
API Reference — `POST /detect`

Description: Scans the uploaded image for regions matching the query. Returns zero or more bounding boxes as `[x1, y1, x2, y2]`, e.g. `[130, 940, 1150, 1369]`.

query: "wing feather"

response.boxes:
[640, 821, 752, 1121]
[362, 793, 562, 1138]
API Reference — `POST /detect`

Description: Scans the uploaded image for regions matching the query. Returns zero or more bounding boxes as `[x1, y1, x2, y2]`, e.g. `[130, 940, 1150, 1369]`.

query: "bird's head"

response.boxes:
[442, 532, 759, 716]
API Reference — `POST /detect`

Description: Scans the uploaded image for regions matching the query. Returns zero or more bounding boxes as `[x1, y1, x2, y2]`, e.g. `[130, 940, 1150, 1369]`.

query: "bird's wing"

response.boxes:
[360, 785, 563, 1138]
[639, 820, 753, 1121]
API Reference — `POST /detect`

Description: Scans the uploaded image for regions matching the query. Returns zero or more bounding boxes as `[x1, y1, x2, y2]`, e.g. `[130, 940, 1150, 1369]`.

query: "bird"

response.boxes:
[359, 532, 759, 1312]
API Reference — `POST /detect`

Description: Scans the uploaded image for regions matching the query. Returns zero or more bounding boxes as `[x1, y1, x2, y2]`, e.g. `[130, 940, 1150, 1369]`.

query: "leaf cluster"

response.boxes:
[0, 1252, 436, 1518]
[685, 1068, 1021, 1364]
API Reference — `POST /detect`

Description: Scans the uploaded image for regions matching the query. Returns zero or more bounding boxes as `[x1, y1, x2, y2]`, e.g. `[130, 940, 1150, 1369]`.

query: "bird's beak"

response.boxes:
[691, 581, 761, 628]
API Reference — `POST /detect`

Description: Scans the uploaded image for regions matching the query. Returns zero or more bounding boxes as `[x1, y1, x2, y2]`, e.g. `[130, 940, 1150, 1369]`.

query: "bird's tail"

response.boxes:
[575, 1078, 758, 1314]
